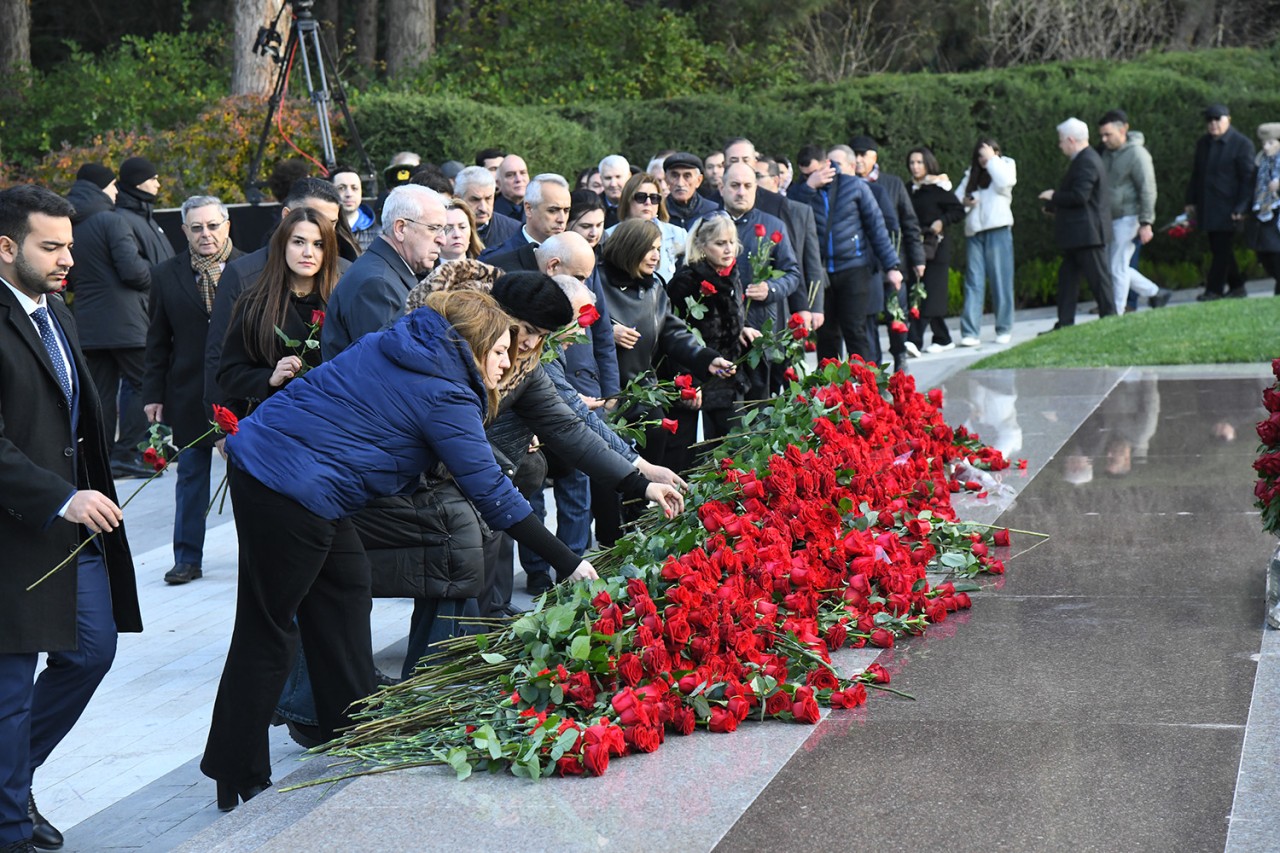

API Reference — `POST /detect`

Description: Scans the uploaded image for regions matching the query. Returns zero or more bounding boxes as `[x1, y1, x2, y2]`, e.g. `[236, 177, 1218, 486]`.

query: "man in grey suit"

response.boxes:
[1040, 117, 1115, 329]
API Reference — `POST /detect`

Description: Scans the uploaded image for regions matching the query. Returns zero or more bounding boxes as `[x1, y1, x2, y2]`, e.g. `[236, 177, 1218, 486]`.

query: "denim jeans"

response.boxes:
[1109, 215, 1159, 308]
[518, 468, 592, 582]
[961, 226, 1015, 339]
[173, 445, 213, 566]
[274, 644, 317, 726]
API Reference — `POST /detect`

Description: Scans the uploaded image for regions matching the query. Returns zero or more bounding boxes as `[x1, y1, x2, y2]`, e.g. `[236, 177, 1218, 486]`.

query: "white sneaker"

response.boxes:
[925, 341, 956, 354]
[994, 333, 1011, 344]
[958, 336, 981, 347]
[903, 341, 921, 358]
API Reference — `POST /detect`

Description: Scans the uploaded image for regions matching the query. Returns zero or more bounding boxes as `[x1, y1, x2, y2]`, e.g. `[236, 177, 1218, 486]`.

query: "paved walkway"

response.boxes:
[29, 283, 1280, 851]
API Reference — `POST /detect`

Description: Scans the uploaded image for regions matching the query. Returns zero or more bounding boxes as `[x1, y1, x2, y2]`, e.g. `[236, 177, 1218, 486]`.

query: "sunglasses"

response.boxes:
[186, 220, 226, 234]
[632, 192, 663, 205]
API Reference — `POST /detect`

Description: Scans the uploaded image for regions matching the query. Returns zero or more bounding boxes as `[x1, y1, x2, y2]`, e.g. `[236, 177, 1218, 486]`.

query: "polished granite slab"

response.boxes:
[721, 372, 1272, 853]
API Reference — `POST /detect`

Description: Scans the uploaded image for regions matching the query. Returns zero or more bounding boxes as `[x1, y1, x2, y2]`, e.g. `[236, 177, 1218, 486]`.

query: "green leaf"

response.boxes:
[274, 325, 300, 348]
[480, 652, 508, 664]
[570, 634, 592, 661]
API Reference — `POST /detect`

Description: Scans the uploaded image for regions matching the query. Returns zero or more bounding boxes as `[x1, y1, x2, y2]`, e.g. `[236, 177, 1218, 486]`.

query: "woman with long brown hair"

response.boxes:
[217, 207, 340, 414]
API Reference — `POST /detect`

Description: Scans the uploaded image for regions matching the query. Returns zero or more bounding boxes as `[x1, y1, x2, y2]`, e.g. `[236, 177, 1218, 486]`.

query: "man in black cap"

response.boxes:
[1186, 103, 1257, 300]
[663, 152, 718, 229]
[67, 159, 170, 478]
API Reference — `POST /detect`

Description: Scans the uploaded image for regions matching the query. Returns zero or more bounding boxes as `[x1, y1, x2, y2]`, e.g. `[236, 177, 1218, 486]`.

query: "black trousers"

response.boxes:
[1258, 251, 1280, 295]
[815, 267, 873, 362]
[202, 466, 374, 788]
[480, 450, 545, 617]
[1057, 245, 1115, 327]
[908, 316, 952, 348]
[1206, 230, 1244, 295]
[83, 347, 149, 464]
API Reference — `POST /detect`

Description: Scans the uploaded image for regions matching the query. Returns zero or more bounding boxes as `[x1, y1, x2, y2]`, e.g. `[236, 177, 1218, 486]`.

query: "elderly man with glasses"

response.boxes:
[142, 195, 242, 585]
[322, 184, 448, 359]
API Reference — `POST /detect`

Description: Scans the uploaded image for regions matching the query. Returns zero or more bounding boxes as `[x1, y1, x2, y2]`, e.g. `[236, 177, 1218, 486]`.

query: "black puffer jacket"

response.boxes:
[666, 260, 748, 410]
[356, 474, 489, 599]
[600, 258, 720, 418]
[115, 186, 176, 266]
[65, 180, 153, 349]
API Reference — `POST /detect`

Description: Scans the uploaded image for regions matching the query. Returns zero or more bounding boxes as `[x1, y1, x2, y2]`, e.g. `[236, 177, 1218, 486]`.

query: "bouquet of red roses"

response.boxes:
[1254, 358, 1280, 536]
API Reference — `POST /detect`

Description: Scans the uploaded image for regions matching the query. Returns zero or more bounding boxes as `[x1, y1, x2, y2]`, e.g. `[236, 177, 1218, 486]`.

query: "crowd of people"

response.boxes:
[2, 103, 1279, 850]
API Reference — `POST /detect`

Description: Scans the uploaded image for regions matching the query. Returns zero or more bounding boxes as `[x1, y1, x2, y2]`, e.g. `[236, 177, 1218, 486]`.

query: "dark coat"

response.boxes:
[485, 242, 538, 274]
[114, 187, 175, 267]
[143, 247, 245, 445]
[667, 260, 749, 409]
[0, 287, 140, 652]
[217, 291, 325, 417]
[65, 181, 152, 349]
[666, 193, 719, 230]
[876, 170, 926, 270]
[778, 198, 827, 315]
[478, 211, 521, 252]
[1049, 147, 1112, 250]
[322, 237, 418, 359]
[789, 175, 900, 274]
[599, 259, 719, 419]
[730, 208, 801, 335]
[908, 182, 966, 317]
[478, 227, 529, 262]
[1186, 126, 1257, 232]
[493, 194, 525, 223]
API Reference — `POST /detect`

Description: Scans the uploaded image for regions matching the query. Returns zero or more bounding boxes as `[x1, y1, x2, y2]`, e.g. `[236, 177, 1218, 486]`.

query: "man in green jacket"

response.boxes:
[1098, 109, 1172, 313]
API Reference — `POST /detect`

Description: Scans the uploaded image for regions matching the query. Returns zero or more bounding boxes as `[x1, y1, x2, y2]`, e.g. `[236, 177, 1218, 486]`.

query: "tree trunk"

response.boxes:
[232, 0, 282, 96]
[0, 0, 31, 78]
[316, 0, 341, 61]
[355, 0, 378, 73]
[385, 0, 435, 78]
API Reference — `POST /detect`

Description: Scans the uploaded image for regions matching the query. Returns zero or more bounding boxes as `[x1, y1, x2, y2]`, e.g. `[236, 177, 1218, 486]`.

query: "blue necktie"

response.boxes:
[31, 306, 73, 403]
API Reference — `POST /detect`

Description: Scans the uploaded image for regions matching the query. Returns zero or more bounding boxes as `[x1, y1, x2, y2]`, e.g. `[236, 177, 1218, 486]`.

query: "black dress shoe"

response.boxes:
[110, 460, 154, 480]
[284, 719, 327, 749]
[3, 840, 36, 852]
[216, 780, 270, 812]
[28, 794, 61, 851]
[1196, 291, 1222, 302]
[1148, 288, 1173, 308]
[524, 572, 554, 595]
[164, 563, 203, 585]
[1226, 285, 1248, 298]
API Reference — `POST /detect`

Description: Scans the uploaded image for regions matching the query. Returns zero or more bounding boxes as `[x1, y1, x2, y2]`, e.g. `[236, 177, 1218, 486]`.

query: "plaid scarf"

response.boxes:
[190, 239, 234, 313]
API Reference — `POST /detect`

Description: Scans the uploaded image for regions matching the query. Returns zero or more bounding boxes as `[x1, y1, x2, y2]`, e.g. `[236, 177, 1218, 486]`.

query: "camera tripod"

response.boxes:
[244, 0, 376, 203]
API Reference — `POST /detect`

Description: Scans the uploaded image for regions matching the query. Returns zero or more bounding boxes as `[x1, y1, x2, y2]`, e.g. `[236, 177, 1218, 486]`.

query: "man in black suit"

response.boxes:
[478, 174, 572, 261]
[322, 184, 447, 359]
[203, 179, 344, 412]
[453, 166, 520, 252]
[1186, 103, 1257, 300]
[755, 156, 828, 338]
[0, 185, 142, 853]
[493, 154, 529, 223]
[1040, 117, 1115, 328]
[143, 195, 244, 586]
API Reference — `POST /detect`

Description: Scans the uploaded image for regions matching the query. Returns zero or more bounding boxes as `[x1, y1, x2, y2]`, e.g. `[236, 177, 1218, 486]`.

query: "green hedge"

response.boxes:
[353, 46, 1280, 302]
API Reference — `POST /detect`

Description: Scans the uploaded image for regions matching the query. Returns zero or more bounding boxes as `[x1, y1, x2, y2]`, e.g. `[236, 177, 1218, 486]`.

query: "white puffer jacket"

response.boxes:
[956, 155, 1017, 237]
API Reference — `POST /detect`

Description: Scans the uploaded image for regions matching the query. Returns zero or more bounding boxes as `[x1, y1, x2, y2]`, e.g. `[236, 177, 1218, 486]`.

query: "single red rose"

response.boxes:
[927, 388, 943, 407]
[556, 755, 585, 776]
[672, 706, 697, 735]
[661, 417, 679, 434]
[211, 404, 240, 435]
[623, 724, 662, 753]
[784, 367, 799, 383]
[582, 742, 610, 775]
[310, 309, 325, 328]
[863, 663, 890, 684]
[908, 306, 920, 319]
[870, 628, 895, 648]
[577, 303, 601, 328]
[1262, 388, 1280, 413]
[700, 279, 717, 297]
[680, 387, 698, 401]
[708, 706, 740, 733]
[890, 320, 908, 334]
[791, 693, 821, 723]
[753, 222, 767, 238]
[770, 230, 783, 244]
[674, 373, 694, 390]
[993, 527, 1011, 547]
[616, 653, 643, 686]
[1259, 412, 1280, 446]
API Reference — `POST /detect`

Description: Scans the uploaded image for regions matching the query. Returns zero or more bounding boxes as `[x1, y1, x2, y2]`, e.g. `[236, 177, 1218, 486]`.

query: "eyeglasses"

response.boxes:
[403, 217, 445, 236]
[186, 220, 225, 234]
[632, 193, 662, 206]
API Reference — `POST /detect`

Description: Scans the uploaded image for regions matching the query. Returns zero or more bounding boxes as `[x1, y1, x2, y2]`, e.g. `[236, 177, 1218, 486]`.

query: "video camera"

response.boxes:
[253, 0, 316, 62]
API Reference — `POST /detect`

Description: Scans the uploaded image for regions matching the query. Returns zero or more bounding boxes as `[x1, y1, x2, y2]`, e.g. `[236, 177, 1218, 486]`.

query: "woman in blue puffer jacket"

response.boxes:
[200, 290, 683, 810]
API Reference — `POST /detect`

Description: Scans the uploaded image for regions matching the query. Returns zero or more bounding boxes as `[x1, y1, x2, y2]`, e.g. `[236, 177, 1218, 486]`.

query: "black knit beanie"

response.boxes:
[490, 271, 574, 331]
[118, 156, 159, 189]
[76, 163, 116, 189]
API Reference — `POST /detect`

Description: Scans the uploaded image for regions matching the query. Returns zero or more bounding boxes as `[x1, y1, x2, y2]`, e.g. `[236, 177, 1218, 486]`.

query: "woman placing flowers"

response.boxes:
[201, 290, 674, 810]
[216, 207, 338, 416]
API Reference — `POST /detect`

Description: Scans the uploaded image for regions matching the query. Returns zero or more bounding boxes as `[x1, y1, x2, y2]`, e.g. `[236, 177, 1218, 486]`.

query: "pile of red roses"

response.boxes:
[326, 358, 1014, 781]
[1254, 358, 1280, 536]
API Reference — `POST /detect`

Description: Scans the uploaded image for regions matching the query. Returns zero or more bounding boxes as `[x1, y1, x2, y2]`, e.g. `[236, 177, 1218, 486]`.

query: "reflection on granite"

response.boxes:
[722, 374, 1269, 853]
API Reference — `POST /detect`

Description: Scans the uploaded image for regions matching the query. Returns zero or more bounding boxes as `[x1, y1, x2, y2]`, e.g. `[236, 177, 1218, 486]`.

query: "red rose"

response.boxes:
[577, 303, 601, 328]
[700, 279, 717, 296]
[927, 388, 943, 407]
[680, 387, 698, 401]
[310, 309, 325, 328]
[890, 320, 908, 334]
[672, 706, 697, 735]
[1259, 413, 1280, 446]
[783, 367, 799, 383]
[556, 755, 585, 776]
[753, 223, 767, 238]
[770, 230, 783, 244]
[870, 628, 895, 648]
[661, 417, 679, 434]
[583, 742, 610, 775]
[674, 374, 694, 390]
[616, 653, 643, 686]
[863, 663, 890, 684]
[211, 404, 240, 436]
[791, 693, 821, 723]
[1262, 388, 1280, 413]
[708, 706, 739, 733]
[1255, 453, 1280, 477]
[623, 724, 662, 753]
[909, 306, 920, 319]
[993, 527, 1011, 547]
[142, 446, 167, 471]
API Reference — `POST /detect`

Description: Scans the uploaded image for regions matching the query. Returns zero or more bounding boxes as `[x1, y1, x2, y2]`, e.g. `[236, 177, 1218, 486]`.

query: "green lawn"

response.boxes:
[972, 297, 1280, 368]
